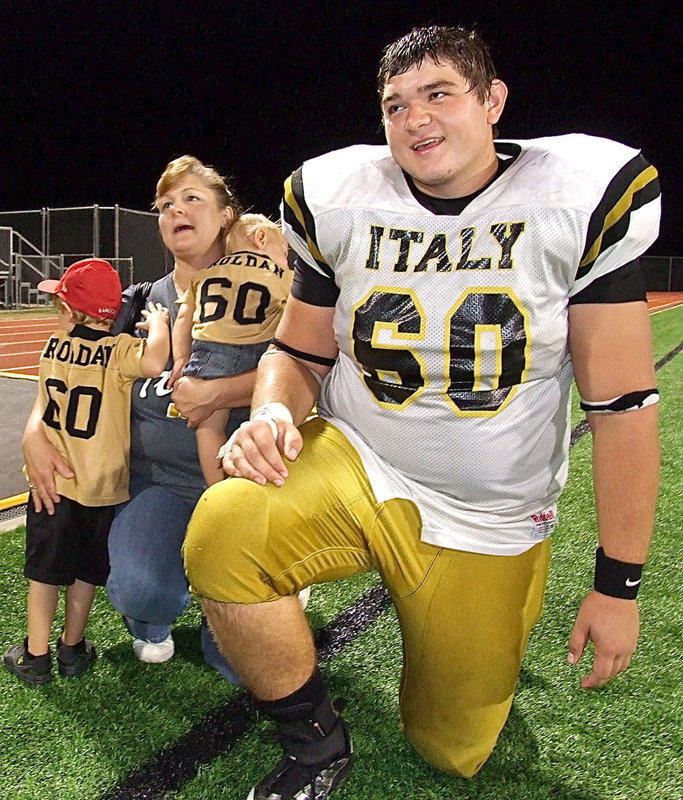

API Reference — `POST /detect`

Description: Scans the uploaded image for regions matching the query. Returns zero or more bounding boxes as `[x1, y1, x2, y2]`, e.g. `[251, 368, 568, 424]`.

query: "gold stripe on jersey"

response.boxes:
[577, 155, 660, 280]
[283, 170, 334, 279]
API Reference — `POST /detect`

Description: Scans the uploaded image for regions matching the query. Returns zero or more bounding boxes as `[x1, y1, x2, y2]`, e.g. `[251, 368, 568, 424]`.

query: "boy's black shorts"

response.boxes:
[24, 494, 113, 586]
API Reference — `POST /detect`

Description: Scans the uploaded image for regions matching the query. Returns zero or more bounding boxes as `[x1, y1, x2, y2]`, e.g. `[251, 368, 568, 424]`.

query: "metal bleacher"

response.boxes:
[0, 226, 61, 308]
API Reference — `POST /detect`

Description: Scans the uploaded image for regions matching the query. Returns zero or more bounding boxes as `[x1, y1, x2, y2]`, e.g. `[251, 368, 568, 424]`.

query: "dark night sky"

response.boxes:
[2, 0, 680, 254]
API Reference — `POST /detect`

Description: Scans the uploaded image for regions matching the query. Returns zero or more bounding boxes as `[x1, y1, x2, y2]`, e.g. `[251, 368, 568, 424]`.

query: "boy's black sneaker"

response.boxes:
[3, 639, 53, 686]
[248, 703, 353, 800]
[56, 637, 97, 677]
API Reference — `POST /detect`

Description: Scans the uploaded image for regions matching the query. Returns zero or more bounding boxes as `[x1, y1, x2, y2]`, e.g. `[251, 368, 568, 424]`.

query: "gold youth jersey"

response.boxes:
[37, 325, 148, 506]
[282, 135, 661, 555]
[181, 252, 293, 345]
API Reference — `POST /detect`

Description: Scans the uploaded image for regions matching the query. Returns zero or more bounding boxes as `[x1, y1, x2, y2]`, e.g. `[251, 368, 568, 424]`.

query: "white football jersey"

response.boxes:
[282, 135, 660, 554]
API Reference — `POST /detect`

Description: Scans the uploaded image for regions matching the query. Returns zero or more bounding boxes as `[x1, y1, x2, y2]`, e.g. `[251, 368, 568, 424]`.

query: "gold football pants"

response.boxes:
[184, 416, 550, 777]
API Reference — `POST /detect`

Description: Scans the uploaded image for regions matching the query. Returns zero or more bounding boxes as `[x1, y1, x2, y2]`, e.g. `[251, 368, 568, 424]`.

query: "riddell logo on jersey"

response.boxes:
[531, 510, 556, 524]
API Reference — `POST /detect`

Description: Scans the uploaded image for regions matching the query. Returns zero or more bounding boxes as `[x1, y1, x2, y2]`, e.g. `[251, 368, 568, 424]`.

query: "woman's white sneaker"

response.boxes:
[298, 586, 312, 610]
[132, 634, 175, 663]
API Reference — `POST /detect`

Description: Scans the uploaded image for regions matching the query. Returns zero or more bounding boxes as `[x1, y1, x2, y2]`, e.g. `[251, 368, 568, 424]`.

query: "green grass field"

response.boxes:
[1, 306, 681, 800]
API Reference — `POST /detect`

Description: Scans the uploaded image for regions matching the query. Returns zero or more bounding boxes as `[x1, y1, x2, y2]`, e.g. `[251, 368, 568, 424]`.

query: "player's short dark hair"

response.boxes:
[378, 25, 497, 103]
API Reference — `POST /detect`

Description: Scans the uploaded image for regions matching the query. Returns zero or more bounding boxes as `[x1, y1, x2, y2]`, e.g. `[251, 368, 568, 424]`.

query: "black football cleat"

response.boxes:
[248, 698, 353, 800]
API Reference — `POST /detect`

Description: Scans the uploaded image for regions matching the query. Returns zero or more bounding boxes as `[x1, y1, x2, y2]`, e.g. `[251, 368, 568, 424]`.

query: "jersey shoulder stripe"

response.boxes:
[283, 168, 333, 279]
[282, 144, 422, 281]
[498, 134, 659, 292]
[577, 153, 660, 280]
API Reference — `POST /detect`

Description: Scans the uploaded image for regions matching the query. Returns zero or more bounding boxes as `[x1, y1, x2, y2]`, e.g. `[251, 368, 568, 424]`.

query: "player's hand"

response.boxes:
[171, 375, 219, 428]
[22, 425, 74, 515]
[567, 590, 640, 689]
[221, 418, 303, 486]
[136, 302, 170, 331]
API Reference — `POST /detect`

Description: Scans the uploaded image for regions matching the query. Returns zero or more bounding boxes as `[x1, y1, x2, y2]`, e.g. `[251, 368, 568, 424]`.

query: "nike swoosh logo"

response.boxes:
[625, 578, 641, 587]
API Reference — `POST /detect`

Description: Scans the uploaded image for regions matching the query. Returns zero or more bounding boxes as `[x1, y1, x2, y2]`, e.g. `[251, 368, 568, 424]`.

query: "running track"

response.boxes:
[0, 316, 58, 378]
[1, 292, 682, 378]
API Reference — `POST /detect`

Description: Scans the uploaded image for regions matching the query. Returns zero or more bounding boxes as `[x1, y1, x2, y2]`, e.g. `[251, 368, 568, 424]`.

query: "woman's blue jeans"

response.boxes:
[106, 475, 240, 683]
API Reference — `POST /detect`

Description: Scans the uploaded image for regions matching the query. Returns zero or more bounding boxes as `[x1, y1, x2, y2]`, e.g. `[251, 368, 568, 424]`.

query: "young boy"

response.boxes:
[169, 214, 293, 485]
[3, 258, 170, 686]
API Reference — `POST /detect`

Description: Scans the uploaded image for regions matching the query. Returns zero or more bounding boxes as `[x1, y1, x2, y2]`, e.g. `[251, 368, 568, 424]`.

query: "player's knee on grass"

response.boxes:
[403, 721, 497, 779]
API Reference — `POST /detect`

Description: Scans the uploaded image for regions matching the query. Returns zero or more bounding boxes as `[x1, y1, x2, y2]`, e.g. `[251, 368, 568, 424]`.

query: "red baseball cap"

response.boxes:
[38, 258, 122, 320]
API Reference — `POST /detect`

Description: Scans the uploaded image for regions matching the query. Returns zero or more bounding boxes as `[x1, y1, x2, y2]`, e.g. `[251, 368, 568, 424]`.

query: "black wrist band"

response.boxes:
[594, 547, 644, 599]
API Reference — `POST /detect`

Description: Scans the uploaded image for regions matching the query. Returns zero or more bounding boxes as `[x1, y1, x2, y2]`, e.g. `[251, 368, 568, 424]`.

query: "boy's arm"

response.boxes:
[136, 302, 171, 377]
[168, 297, 194, 387]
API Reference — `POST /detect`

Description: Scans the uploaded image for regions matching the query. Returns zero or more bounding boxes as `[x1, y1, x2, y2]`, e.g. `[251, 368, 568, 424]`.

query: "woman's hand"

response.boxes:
[22, 418, 74, 514]
[166, 358, 187, 391]
[172, 371, 256, 428]
[171, 375, 221, 427]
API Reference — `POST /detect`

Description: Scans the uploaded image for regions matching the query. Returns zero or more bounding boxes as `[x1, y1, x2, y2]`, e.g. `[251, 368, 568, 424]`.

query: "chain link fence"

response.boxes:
[0, 206, 171, 308]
